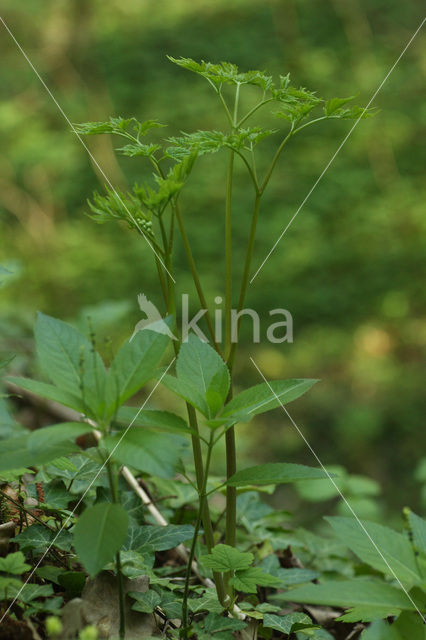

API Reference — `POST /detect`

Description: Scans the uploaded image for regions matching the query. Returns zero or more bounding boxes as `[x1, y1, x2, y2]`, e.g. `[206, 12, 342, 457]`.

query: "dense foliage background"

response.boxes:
[1, 0, 425, 516]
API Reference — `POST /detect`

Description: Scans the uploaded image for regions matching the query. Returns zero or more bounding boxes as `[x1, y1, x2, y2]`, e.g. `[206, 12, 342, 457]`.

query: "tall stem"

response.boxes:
[224, 150, 234, 359]
[106, 461, 126, 639]
[224, 148, 237, 579]
[155, 214, 226, 604]
[181, 432, 215, 637]
[260, 125, 294, 194]
[174, 203, 222, 354]
[227, 193, 262, 372]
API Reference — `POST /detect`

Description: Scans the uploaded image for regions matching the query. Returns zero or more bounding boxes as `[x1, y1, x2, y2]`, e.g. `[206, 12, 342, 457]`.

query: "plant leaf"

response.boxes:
[123, 524, 194, 552]
[73, 503, 129, 576]
[101, 429, 187, 478]
[263, 612, 315, 634]
[15, 525, 73, 554]
[407, 511, 426, 556]
[279, 578, 421, 610]
[105, 325, 170, 415]
[220, 378, 317, 423]
[28, 422, 92, 455]
[230, 567, 282, 593]
[228, 463, 332, 487]
[176, 334, 230, 417]
[35, 312, 106, 417]
[130, 589, 161, 613]
[7, 377, 86, 414]
[200, 544, 253, 572]
[326, 516, 421, 585]
[337, 606, 401, 623]
[0, 434, 80, 472]
[115, 406, 195, 436]
[0, 552, 30, 575]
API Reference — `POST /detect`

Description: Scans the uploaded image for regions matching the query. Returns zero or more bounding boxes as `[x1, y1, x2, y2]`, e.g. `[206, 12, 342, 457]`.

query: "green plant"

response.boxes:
[3, 58, 424, 639]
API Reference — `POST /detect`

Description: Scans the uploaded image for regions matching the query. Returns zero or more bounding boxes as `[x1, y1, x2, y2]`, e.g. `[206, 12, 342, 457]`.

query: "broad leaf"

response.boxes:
[102, 429, 187, 478]
[160, 374, 206, 414]
[228, 463, 332, 487]
[7, 377, 86, 414]
[105, 326, 170, 415]
[188, 589, 224, 614]
[0, 434, 80, 472]
[279, 579, 420, 610]
[263, 612, 315, 634]
[28, 422, 92, 455]
[124, 524, 194, 552]
[130, 589, 161, 613]
[360, 619, 402, 640]
[219, 378, 317, 423]
[175, 334, 229, 417]
[326, 516, 421, 585]
[200, 544, 253, 572]
[46, 451, 107, 494]
[202, 612, 247, 637]
[35, 312, 106, 417]
[116, 406, 195, 436]
[230, 567, 282, 593]
[73, 503, 129, 576]
[407, 511, 426, 557]
[15, 525, 72, 553]
[393, 611, 426, 640]
[337, 606, 401, 623]
[0, 552, 30, 575]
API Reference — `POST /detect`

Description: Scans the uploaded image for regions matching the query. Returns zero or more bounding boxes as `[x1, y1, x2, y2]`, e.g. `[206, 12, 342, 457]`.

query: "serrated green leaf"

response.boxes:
[0, 433, 80, 472]
[360, 619, 402, 640]
[129, 589, 161, 613]
[115, 406, 194, 436]
[200, 544, 253, 572]
[188, 588, 224, 614]
[324, 96, 356, 116]
[202, 612, 247, 637]
[337, 605, 401, 623]
[160, 374, 207, 414]
[230, 567, 282, 593]
[15, 525, 72, 554]
[168, 56, 272, 90]
[0, 552, 30, 575]
[393, 611, 425, 640]
[220, 378, 317, 423]
[117, 143, 162, 157]
[175, 334, 229, 417]
[105, 325, 170, 415]
[18, 583, 54, 603]
[263, 612, 315, 634]
[101, 429, 187, 478]
[326, 516, 421, 584]
[228, 463, 332, 487]
[407, 511, 426, 556]
[123, 524, 194, 552]
[75, 117, 164, 138]
[28, 422, 92, 455]
[166, 127, 274, 161]
[279, 579, 420, 610]
[73, 503, 129, 576]
[46, 451, 107, 494]
[35, 312, 106, 417]
[7, 377, 87, 414]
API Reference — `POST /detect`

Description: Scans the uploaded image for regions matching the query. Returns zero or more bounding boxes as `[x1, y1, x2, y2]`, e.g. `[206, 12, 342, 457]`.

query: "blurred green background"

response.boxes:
[1, 0, 425, 515]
